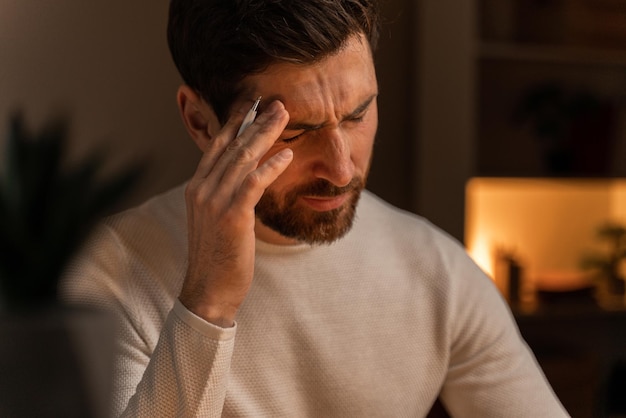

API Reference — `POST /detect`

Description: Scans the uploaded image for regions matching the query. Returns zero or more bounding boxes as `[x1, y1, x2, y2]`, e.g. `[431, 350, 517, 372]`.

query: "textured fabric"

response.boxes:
[62, 184, 569, 417]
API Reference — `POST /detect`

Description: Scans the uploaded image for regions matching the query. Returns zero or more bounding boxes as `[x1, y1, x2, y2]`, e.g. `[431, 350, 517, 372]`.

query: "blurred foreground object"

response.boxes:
[0, 112, 141, 417]
[0, 112, 140, 310]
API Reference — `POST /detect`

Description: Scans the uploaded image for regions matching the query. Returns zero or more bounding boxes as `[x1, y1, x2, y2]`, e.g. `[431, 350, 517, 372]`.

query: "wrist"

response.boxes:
[178, 294, 237, 328]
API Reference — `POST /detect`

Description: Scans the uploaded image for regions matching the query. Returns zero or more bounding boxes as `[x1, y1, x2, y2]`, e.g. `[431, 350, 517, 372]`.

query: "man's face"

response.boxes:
[240, 34, 378, 245]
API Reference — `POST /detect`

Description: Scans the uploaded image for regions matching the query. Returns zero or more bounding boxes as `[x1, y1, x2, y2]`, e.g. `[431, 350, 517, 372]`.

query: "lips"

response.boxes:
[300, 193, 349, 211]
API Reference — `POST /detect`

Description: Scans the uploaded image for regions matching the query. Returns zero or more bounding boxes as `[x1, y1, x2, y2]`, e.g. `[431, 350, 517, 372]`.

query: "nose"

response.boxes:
[312, 128, 355, 187]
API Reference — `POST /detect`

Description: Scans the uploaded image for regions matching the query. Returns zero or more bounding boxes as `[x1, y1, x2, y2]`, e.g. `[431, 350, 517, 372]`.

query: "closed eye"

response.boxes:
[281, 132, 305, 143]
[346, 113, 366, 123]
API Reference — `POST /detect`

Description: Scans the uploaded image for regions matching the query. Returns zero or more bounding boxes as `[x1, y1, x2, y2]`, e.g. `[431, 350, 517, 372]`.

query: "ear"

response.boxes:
[176, 85, 221, 152]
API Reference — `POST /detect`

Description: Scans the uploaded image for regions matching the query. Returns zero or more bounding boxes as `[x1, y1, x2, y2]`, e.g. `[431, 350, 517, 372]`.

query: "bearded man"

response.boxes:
[63, 1, 568, 417]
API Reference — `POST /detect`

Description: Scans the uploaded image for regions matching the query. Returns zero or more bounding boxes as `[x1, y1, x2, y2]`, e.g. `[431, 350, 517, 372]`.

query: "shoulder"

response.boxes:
[104, 182, 187, 242]
[354, 190, 469, 263]
[61, 183, 188, 314]
[351, 190, 497, 308]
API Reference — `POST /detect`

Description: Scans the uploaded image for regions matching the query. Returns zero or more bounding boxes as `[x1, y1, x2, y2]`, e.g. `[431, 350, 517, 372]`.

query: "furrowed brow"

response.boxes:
[284, 94, 378, 132]
[341, 94, 377, 121]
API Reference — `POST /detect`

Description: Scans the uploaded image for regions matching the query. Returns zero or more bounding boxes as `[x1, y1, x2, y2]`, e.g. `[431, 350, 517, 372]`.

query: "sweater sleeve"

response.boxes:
[120, 301, 236, 417]
[438, 246, 570, 417]
[61, 226, 236, 418]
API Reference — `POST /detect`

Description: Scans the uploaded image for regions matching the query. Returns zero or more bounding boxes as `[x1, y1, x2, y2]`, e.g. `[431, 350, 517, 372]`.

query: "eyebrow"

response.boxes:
[284, 93, 378, 132]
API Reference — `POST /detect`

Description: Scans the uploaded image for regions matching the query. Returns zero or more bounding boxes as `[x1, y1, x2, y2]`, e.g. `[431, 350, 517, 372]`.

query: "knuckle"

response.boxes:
[184, 183, 194, 196]
[232, 146, 255, 165]
[227, 137, 245, 150]
[226, 137, 257, 165]
[185, 184, 200, 203]
[243, 171, 263, 189]
[186, 183, 213, 208]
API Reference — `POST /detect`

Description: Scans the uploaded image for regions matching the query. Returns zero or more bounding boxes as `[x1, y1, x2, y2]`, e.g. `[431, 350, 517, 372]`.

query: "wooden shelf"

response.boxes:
[479, 41, 626, 69]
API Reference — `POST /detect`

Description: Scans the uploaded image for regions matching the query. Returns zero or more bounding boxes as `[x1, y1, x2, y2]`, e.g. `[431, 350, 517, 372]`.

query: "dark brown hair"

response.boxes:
[167, 0, 380, 123]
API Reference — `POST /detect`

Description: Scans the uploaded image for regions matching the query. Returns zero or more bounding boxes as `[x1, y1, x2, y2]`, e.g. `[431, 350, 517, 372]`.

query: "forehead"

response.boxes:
[240, 35, 377, 117]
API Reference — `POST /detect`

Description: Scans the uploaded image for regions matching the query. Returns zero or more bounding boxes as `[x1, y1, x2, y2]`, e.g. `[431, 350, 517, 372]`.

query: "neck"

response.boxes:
[254, 219, 300, 246]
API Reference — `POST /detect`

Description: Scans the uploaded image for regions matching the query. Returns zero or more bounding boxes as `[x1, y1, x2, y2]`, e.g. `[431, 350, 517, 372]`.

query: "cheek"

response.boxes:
[352, 122, 377, 167]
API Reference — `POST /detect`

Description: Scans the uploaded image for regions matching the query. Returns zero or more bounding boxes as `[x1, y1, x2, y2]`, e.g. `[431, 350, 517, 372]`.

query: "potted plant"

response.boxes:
[0, 112, 140, 417]
[581, 222, 626, 308]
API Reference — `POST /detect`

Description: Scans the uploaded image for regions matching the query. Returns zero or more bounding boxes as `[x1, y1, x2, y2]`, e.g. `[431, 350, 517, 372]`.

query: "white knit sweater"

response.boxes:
[62, 184, 568, 417]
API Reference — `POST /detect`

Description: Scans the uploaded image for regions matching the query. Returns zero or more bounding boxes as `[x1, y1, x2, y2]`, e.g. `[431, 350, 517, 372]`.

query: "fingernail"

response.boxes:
[265, 100, 283, 116]
[278, 148, 293, 160]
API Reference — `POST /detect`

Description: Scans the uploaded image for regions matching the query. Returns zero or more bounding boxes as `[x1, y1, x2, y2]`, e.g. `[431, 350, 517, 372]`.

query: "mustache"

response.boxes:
[289, 177, 364, 198]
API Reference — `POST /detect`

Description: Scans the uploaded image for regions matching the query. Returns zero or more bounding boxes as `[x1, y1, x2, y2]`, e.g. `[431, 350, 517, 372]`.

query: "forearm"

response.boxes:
[118, 301, 236, 417]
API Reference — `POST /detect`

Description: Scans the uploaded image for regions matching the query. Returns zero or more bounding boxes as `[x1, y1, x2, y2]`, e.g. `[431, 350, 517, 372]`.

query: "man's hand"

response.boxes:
[179, 100, 292, 327]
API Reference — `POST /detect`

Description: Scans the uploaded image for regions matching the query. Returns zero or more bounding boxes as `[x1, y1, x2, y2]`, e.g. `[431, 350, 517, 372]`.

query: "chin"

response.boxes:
[258, 190, 362, 245]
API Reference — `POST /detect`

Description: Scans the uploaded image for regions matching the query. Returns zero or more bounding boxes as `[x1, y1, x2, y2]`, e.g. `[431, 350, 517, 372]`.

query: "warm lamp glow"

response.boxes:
[465, 178, 626, 292]
[467, 232, 495, 278]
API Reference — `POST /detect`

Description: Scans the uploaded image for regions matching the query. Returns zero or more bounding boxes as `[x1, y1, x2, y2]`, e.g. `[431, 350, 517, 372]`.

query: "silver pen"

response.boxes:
[236, 96, 262, 136]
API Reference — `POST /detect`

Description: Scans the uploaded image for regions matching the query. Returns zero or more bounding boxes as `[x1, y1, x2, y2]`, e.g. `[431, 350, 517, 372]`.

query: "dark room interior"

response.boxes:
[1, 1, 625, 417]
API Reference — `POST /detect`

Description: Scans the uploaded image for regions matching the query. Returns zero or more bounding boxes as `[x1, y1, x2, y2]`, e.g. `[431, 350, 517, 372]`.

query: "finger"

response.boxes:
[234, 148, 294, 208]
[209, 101, 289, 190]
[192, 101, 254, 180]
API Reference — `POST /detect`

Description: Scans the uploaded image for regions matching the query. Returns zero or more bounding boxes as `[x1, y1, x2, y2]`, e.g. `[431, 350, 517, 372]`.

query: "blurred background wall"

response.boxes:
[0, 1, 199, 209]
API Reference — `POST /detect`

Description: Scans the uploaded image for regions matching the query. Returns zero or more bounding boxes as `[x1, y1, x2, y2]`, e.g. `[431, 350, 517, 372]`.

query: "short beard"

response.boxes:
[255, 177, 365, 245]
